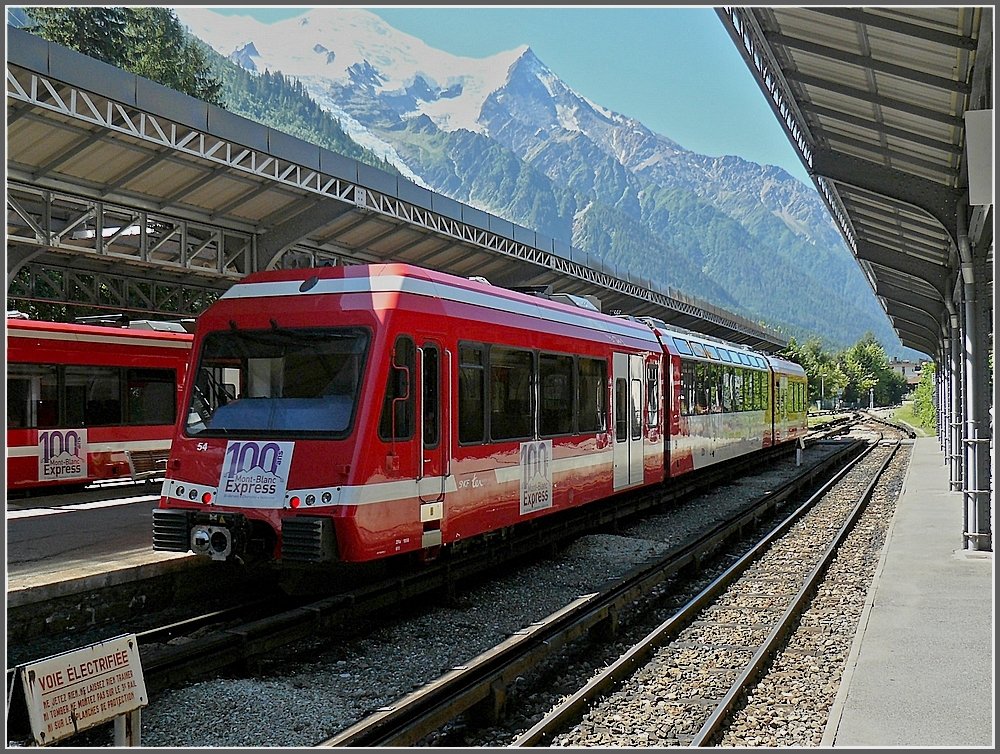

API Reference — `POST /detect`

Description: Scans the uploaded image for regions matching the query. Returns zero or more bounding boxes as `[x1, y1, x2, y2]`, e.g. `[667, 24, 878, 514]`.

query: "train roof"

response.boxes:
[6, 317, 193, 345]
[763, 354, 808, 377]
[638, 316, 771, 371]
[216, 263, 663, 349]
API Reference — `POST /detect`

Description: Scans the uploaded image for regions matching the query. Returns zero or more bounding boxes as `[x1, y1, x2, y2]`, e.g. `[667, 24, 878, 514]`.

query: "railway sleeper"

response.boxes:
[468, 680, 509, 726]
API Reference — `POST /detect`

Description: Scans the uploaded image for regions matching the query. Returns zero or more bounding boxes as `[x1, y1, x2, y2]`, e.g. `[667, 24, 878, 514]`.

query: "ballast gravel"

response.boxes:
[43, 439, 903, 749]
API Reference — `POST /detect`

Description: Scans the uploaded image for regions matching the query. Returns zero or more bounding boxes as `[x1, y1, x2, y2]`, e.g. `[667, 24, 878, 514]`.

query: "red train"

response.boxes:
[6, 316, 193, 493]
[153, 263, 807, 564]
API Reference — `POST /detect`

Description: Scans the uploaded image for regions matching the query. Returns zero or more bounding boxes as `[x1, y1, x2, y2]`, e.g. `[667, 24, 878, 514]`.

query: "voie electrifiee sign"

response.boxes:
[20, 634, 147, 746]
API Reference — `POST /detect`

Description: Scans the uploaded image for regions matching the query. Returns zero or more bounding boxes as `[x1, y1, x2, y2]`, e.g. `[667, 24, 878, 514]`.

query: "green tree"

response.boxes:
[23, 6, 223, 105]
[911, 362, 937, 432]
[123, 8, 223, 105]
[781, 336, 848, 409]
[22, 7, 127, 66]
[839, 333, 908, 408]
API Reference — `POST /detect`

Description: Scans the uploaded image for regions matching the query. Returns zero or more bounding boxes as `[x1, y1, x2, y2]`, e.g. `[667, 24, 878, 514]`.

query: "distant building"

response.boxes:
[889, 358, 927, 388]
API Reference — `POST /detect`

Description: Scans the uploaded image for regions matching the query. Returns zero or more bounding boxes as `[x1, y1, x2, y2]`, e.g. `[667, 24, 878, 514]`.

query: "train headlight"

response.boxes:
[192, 527, 211, 553]
[189, 489, 199, 500]
[322, 491, 332, 504]
[305, 494, 316, 506]
[191, 525, 231, 561]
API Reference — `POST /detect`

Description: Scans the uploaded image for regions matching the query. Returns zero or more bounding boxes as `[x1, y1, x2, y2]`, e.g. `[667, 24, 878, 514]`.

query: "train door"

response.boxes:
[613, 352, 644, 490]
[774, 374, 788, 443]
[417, 340, 447, 551]
[417, 341, 446, 501]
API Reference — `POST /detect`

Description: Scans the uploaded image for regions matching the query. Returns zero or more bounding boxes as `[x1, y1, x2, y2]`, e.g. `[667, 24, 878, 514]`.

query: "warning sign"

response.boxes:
[20, 634, 147, 746]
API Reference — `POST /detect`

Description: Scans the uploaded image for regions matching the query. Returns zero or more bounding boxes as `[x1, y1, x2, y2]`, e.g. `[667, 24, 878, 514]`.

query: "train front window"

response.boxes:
[186, 327, 370, 438]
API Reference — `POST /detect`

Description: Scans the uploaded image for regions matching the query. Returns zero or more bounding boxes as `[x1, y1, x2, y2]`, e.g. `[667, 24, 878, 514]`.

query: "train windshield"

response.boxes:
[186, 327, 370, 438]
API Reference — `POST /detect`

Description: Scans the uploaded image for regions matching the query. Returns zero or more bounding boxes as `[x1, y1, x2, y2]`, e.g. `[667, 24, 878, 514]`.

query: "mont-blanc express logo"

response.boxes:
[38, 429, 88, 481]
[216, 440, 294, 507]
[519, 439, 553, 515]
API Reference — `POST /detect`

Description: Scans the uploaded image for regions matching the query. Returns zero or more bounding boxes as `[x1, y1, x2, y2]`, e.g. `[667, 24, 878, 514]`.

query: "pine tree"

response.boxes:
[22, 6, 222, 106]
[23, 6, 127, 66]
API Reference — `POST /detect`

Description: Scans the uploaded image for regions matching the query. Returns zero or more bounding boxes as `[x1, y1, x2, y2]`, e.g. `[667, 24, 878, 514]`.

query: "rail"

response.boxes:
[318, 440, 866, 747]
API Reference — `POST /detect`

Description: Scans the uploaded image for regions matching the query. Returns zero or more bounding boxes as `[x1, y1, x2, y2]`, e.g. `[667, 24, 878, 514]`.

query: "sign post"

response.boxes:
[19, 634, 148, 746]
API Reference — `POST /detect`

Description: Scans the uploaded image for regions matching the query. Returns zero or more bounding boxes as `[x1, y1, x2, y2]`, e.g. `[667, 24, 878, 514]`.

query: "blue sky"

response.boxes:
[204, 6, 813, 185]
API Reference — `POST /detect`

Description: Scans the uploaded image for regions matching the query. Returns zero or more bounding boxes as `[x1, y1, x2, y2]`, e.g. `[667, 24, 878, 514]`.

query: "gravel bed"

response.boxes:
[717, 445, 909, 746]
[546, 440, 907, 748]
[15, 442, 853, 748]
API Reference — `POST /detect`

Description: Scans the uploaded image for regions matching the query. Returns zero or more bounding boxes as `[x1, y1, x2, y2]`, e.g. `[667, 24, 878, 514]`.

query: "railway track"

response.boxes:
[317, 439, 867, 747]
[311, 425, 908, 748]
[519, 437, 905, 746]
[7, 419, 897, 747]
[4, 439, 817, 743]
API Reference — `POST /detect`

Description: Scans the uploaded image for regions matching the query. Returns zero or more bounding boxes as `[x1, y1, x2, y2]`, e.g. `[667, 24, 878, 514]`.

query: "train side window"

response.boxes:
[126, 368, 176, 426]
[458, 344, 485, 444]
[65, 366, 121, 427]
[6, 363, 58, 429]
[681, 361, 696, 416]
[490, 347, 534, 441]
[615, 378, 628, 442]
[6, 370, 31, 429]
[721, 366, 734, 412]
[422, 344, 439, 447]
[645, 362, 659, 428]
[712, 364, 724, 413]
[577, 357, 607, 432]
[378, 336, 415, 441]
[694, 364, 709, 414]
[539, 353, 573, 437]
[630, 376, 642, 440]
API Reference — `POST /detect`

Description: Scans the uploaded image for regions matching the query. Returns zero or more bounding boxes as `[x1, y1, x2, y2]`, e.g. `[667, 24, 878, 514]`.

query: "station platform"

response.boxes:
[824, 435, 994, 748]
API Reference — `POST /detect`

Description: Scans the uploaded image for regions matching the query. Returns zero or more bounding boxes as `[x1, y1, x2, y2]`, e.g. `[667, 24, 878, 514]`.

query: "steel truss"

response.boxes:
[7, 263, 224, 319]
[6, 63, 783, 347]
[6, 183, 255, 278]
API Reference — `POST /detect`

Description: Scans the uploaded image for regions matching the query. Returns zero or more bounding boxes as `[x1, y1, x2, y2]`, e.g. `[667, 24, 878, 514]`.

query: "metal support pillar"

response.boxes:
[937, 342, 948, 454]
[958, 205, 992, 552]
[949, 313, 964, 491]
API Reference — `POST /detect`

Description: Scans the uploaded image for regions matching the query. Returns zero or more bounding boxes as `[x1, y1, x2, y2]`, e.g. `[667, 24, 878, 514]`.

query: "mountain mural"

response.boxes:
[176, 7, 904, 353]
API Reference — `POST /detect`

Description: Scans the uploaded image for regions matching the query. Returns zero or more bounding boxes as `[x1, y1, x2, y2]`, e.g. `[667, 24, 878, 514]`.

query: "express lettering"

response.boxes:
[223, 479, 277, 495]
[524, 489, 550, 507]
[42, 461, 83, 476]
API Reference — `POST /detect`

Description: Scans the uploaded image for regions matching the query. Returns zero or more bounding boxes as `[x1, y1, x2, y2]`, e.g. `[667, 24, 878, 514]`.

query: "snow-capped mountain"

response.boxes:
[177, 7, 523, 173]
[177, 7, 899, 350]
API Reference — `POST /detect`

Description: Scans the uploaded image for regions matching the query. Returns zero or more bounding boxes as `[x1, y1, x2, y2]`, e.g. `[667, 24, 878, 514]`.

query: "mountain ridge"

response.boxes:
[176, 7, 903, 353]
